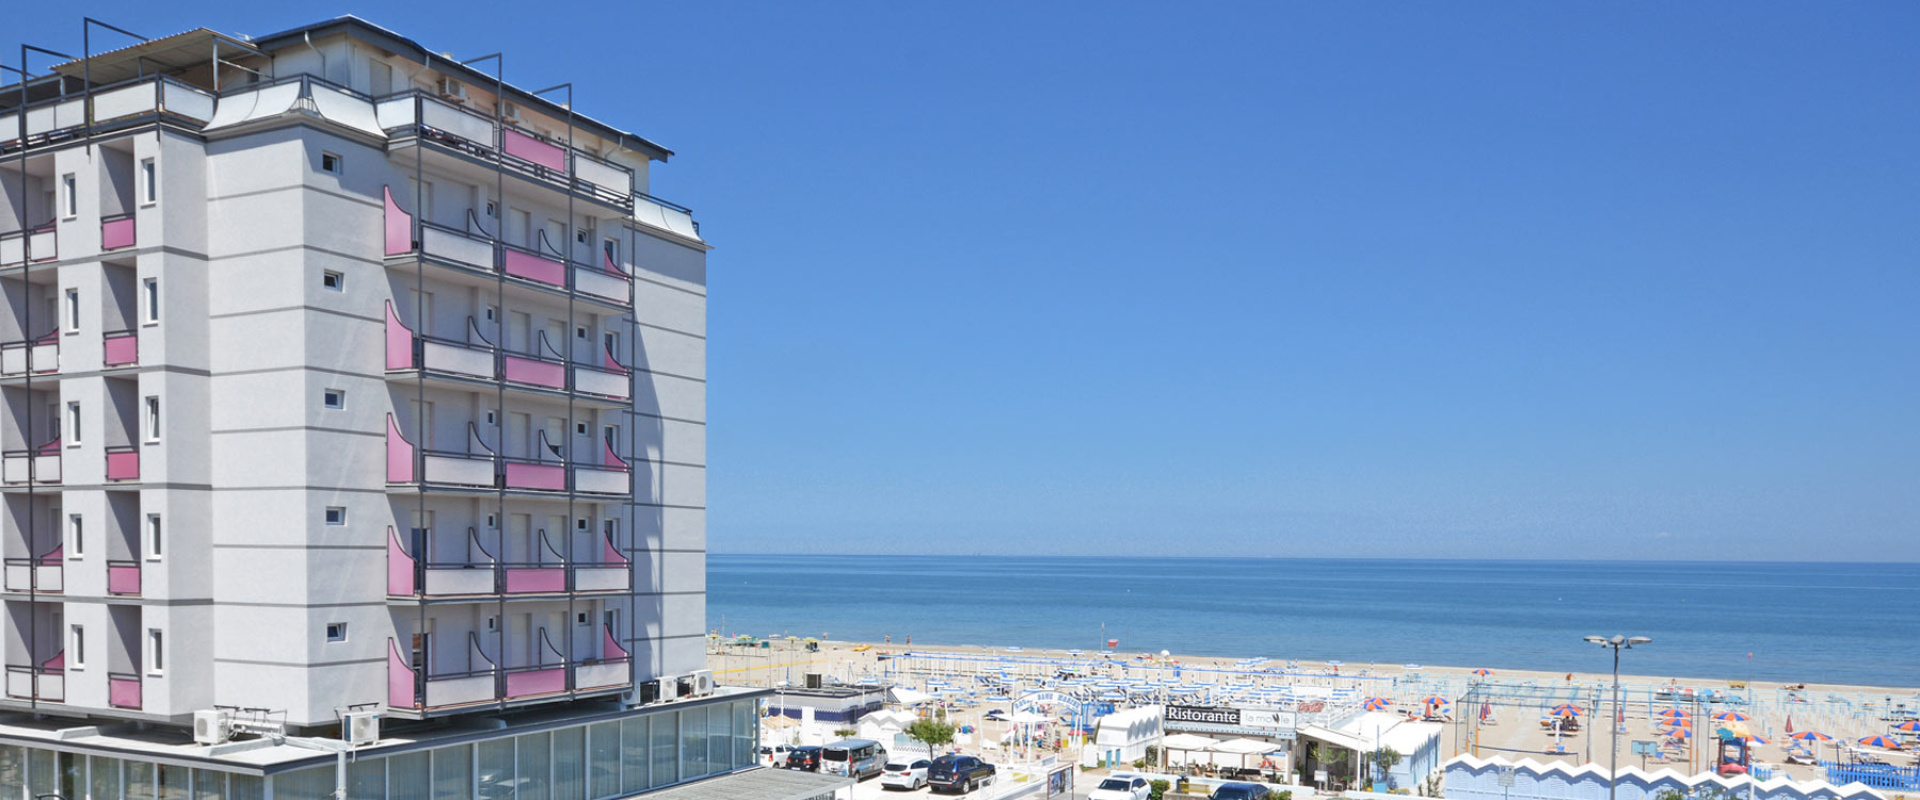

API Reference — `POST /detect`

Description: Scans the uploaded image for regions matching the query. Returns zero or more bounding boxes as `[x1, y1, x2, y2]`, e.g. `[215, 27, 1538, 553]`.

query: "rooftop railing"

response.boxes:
[1, 75, 216, 152]
[378, 92, 635, 209]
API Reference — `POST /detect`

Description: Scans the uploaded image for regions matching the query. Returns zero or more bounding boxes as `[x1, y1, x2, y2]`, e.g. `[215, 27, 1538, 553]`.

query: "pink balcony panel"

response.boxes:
[505, 567, 565, 593]
[387, 415, 415, 483]
[103, 334, 137, 367]
[503, 355, 565, 389]
[107, 564, 140, 595]
[108, 676, 141, 709]
[504, 462, 564, 491]
[388, 527, 415, 596]
[504, 249, 564, 287]
[106, 450, 139, 481]
[385, 302, 416, 370]
[502, 129, 566, 172]
[41, 651, 63, 671]
[505, 666, 565, 698]
[101, 217, 136, 251]
[604, 624, 628, 660]
[384, 187, 413, 256]
[388, 640, 418, 709]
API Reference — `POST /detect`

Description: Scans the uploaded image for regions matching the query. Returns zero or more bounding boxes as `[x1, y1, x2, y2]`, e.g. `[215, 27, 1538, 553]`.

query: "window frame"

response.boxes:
[66, 402, 81, 447]
[61, 174, 77, 218]
[147, 629, 164, 675]
[322, 270, 345, 291]
[325, 507, 348, 526]
[323, 389, 346, 410]
[147, 514, 163, 560]
[144, 396, 161, 442]
[320, 151, 343, 175]
[68, 514, 84, 558]
[139, 158, 157, 206]
[142, 278, 160, 325]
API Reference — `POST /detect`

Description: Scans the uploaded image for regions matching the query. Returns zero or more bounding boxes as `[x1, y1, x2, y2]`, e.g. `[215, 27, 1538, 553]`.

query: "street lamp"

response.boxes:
[1585, 635, 1651, 800]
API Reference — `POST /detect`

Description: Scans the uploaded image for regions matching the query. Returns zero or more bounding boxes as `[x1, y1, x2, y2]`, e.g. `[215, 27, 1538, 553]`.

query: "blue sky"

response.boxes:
[15, 3, 1918, 559]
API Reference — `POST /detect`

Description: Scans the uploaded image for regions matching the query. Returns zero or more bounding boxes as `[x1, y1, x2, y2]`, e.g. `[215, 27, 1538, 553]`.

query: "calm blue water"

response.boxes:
[708, 556, 1920, 688]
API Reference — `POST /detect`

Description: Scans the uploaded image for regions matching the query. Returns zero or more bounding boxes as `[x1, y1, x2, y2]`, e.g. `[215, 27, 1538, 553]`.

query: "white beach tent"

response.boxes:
[1162, 733, 1220, 765]
[1211, 737, 1281, 770]
[889, 686, 934, 706]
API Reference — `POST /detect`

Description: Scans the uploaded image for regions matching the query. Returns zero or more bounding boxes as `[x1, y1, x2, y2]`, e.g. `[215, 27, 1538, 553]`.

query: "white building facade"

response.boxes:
[0, 15, 808, 800]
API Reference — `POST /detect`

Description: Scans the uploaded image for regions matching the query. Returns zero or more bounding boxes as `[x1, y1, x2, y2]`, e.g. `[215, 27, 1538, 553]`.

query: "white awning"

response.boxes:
[888, 687, 933, 706]
[1162, 733, 1220, 751]
[1211, 737, 1281, 755]
[1298, 724, 1370, 753]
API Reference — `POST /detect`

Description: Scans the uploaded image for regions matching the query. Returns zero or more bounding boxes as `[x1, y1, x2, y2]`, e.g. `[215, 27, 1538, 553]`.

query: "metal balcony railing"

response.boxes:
[4, 655, 65, 703]
[107, 559, 142, 596]
[2, 439, 62, 485]
[105, 445, 140, 481]
[0, 224, 57, 267]
[375, 92, 635, 209]
[384, 192, 635, 310]
[103, 329, 139, 367]
[100, 213, 136, 251]
[0, 330, 60, 377]
[107, 672, 142, 709]
[1, 75, 215, 153]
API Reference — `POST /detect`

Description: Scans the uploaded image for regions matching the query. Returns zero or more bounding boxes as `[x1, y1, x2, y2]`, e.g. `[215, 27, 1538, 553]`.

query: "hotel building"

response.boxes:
[0, 16, 833, 800]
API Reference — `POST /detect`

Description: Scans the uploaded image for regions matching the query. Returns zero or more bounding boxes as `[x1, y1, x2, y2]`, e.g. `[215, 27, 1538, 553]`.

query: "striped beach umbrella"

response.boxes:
[1894, 721, 1920, 733]
[1714, 711, 1750, 722]
[1422, 696, 1450, 706]
[1364, 698, 1392, 711]
[1658, 709, 1690, 718]
[1859, 736, 1902, 750]
[1663, 728, 1692, 739]
[1790, 731, 1832, 742]
[1472, 669, 1493, 676]
[1552, 704, 1584, 717]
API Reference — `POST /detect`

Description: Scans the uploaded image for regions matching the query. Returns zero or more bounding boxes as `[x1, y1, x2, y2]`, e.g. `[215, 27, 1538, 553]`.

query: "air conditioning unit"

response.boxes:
[193, 709, 234, 745]
[638, 680, 660, 705]
[500, 102, 522, 123]
[437, 78, 468, 102]
[692, 670, 714, 697]
[345, 712, 381, 746]
[656, 677, 679, 702]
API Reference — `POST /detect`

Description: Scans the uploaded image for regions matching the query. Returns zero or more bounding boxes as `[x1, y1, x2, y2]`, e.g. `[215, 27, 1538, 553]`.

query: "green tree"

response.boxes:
[1370, 746, 1404, 786]
[833, 727, 858, 738]
[1148, 779, 1170, 800]
[906, 717, 957, 749]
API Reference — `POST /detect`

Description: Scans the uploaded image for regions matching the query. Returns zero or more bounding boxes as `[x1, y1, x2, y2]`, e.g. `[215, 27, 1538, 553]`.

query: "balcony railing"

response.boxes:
[503, 628, 568, 699]
[392, 526, 627, 597]
[384, 187, 638, 310]
[4, 654, 65, 703]
[389, 634, 499, 711]
[4, 439, 63, 485]
[100, 213, 136, 251]
[576, 624, 632, 690]
[103, 330, 139, 367]
[388, 626, 613, 713]
[3, 546, 62, 593]
[388, 418, 631, 498]
[105, 445, 140, 481]
[0, 224, 57, 267]
[107, 672, 142, 709]
[0, 331, 60, 377]
[0, 74, 215, 152]
[107, 559, 142, 596]
[376, 92, 634, 208]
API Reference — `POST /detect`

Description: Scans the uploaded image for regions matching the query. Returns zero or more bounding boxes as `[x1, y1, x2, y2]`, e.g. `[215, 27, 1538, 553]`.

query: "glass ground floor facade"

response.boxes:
[0, 697, 760, 800]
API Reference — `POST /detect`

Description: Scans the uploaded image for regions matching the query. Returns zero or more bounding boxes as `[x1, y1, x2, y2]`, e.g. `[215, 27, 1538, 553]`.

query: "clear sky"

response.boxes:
[14, 3, 1917, 560]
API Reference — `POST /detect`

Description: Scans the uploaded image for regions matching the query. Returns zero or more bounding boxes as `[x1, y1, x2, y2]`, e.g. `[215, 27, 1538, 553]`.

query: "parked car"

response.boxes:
[1088, 773, 1151, 800]
[1210, 783, 1272, 800]
[927, 754, 995, 793]
[785, 746, 822, 772]
[881, 759, 932, 791]
[758, 745, 792, 767]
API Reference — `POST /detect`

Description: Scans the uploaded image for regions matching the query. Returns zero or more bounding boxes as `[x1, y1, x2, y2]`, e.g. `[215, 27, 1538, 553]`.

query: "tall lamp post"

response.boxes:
[1585, 635, 1652, 800]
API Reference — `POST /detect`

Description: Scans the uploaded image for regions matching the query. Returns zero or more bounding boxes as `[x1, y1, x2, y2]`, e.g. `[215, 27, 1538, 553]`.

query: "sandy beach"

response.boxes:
[711, 637, 1920, 781]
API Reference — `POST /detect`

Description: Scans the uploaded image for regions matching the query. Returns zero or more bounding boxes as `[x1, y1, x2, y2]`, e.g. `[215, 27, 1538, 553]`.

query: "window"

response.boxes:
[66, 402, 81, 446]
[142, 278, 159, 323]
[71, 626, 84, 668]
[145, 396, 160, 441]
[65, 289, 80, 332]
[576, 325, 589, 341]
[484, 409, 496, 425]
[485, 513, 496, 528]
[147, 629, 163, 674]
[147, 514, 163, 558]
[322, 270, 344, 291]
[69, 515, 84, 557]
[576, 518, 589, 531]
[320, 152, 343, 174]
[325, 623, 348, 642]
[603, 331, 618, 354]
[603, 238, 620, 266]
[486, 616, 497, 631]
[323, 389, 345, 409]
[325, 507, 347, 526]
[576, 612, 590, 626]
[61, 174, 77, 218]
[576, 422, 589, 435]
[140, 159, 157, 205]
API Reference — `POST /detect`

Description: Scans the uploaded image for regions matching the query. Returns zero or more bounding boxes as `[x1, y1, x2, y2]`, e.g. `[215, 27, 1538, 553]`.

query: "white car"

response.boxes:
[880, 759, 932, 791]
[1088, 774, 1151, 800]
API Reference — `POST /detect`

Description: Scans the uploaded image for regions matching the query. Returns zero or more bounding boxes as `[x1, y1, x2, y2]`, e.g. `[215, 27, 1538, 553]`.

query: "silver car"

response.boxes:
[881, 759, 932, 791]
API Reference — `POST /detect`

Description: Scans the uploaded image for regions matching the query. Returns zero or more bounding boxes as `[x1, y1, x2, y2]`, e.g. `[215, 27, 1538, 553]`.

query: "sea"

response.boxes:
[707, 556, 1920, 689]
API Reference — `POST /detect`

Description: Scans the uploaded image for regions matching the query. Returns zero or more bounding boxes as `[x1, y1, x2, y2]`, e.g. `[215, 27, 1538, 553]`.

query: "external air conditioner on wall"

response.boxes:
[193, 709, 234, 745]
[692, 670, 714, 697]
[437, 78, 467, 102]
[345, 712, 381, 746]
[656, 677, 679, 702]
[639, 680, 660, 705]
[501, 102, 522, 123]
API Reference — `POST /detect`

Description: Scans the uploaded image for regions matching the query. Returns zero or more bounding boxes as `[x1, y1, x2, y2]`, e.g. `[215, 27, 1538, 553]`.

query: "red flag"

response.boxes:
[1786, 715, 1794, 734]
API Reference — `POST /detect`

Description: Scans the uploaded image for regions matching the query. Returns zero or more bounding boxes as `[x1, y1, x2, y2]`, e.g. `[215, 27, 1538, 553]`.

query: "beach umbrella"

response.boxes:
[1658, 709, 1690, 718]
[1790, 731, 1832, 742]
[1472, 669, 1493, 676]
[1895, 721, 1920, 733]
[1364, 698, 1392, 711]
[1422, 696, 1451, 706]
[1858, 736, 1902, 750]
[1552, 704, 1584, 717]
[1714, 711, 1750, 722]
[1663, 728, 1692, 739]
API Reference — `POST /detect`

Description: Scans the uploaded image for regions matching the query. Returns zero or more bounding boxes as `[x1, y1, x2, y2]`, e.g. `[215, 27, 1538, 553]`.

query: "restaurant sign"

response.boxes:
[1166, 704, 1298, 732]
